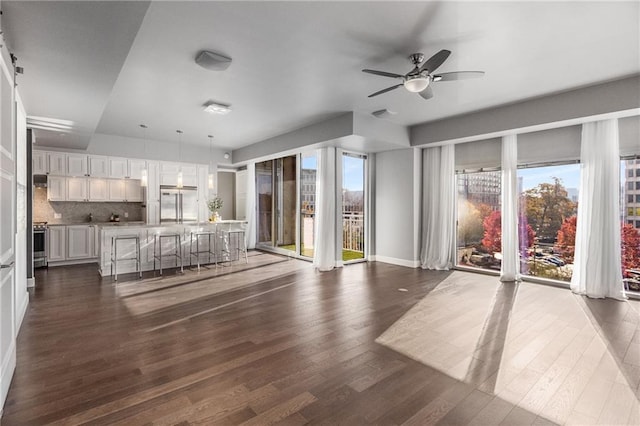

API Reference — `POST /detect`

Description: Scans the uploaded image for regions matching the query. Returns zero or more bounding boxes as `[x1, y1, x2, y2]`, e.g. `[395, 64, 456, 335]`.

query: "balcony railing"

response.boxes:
[343, 212, 364, 254]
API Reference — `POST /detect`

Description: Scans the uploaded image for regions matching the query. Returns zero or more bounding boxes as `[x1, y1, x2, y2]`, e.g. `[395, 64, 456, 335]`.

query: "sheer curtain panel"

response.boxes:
[501, 135, 520, 282]
[420, 145, 455, 270]
[244, 163, 257, 249]
[313, 147, 337, 271]
[571, 119, 625, 300]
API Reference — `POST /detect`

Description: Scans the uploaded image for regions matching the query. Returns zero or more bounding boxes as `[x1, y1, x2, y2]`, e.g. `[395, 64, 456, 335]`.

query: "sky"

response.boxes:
[518, 164, 580, 191]
[301, 154, 364, 191]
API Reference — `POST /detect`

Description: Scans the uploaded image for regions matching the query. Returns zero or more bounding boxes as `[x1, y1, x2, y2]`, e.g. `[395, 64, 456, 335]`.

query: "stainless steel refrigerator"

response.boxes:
[160, 186, 198, 223]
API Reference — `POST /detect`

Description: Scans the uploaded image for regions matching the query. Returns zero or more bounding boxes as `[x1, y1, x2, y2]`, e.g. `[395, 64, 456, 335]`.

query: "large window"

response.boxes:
[621, 158, 640, 295]
[517, 164, 580, 282]
[342, 153, 366, 262]
[299, 153, 317, 258]
[456, 170, 502, 271]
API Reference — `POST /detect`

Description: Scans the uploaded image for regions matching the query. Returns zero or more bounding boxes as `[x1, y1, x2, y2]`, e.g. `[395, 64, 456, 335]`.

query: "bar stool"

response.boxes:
[220, 223, 248, 264]
[190, 230, 217, 270]
[153, 233, 183, 275]
[111, 235, 142, 281]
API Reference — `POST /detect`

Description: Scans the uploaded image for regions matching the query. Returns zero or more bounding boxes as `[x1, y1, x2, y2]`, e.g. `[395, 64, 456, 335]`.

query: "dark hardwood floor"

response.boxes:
[4, 252, 629, 425]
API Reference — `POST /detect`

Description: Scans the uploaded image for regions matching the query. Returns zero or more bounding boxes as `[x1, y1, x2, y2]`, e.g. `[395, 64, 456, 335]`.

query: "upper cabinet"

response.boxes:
[88, 156, 109, 177]
[33, 150, 47, 175]
[67, 154, 88, 177]
[128, 159, 146, 179]
[47, 152, 66, 176]
[47, 176, 66, 201]
[108, 157, 128, 179]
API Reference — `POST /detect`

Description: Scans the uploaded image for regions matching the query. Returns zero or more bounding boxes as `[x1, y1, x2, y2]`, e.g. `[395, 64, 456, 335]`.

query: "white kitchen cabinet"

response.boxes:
[160, 162, 180, 174]
[88, 156, 109, 177]
[88, 178, 108, 201]
[93, 225, 100, 257]
[47, 152, 66, 176]
[125, 179, 143, 202]
[33, 150, 47, 175]
[109, 157, 128, 178]
[128, 159, 146, 179]
[146, 200, 159, 225]
[146, 161, 159, 203]
[197, 165, 210, 222]
[47, 176, 66, 201]
[66, 177, 88, 201]
[67, 154, 88, 177]
[48, 226, 66, 261]
[67, 225, 93, 259]
[108, 179, 126, 201]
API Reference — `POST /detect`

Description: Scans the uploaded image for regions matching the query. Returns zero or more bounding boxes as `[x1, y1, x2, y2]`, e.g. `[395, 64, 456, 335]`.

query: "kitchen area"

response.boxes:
[30, 147, 245, 278]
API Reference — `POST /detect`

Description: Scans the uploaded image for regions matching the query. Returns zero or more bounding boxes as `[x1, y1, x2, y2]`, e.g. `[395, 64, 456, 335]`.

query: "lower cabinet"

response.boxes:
[47, 226, 67, 262]
[48, 225, 97, 264]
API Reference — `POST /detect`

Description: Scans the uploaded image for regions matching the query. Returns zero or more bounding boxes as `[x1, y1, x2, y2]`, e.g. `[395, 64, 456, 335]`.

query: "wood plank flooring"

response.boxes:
[1, 252, 638, 425]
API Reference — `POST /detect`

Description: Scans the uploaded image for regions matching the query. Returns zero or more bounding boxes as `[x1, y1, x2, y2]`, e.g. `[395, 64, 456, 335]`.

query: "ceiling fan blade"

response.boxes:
[362, 69, 404, 79]
[433, 71, 485, 82]
[368, 84, 403, 98]
[419, 86, 434, 100]
[420, 49, 451, 73]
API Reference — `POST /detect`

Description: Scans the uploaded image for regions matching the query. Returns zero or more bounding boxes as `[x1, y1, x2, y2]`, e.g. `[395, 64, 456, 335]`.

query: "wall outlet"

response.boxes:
[124, 212, 129, 218]
[54, 213, 62, 219]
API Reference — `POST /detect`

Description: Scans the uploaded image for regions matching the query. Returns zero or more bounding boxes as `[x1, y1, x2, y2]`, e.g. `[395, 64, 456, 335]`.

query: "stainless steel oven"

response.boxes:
[34, 222, 48, 268]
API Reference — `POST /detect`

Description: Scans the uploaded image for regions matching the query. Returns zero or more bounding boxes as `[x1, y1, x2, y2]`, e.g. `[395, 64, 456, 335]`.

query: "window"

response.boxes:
[629, 182, 635, 190]
[636, 195, 640, 203]
[629, 170, 635, 177]
[629, 195, 635, 203]
[636, 181, 640, 190]
[629, 207, 636, 217]
[456, 170, 501, 271]
[621, 158, 640, 295]
[342, 152, 366, 262]
[518, 164, 580, 282]
[299, 153, 317, 258]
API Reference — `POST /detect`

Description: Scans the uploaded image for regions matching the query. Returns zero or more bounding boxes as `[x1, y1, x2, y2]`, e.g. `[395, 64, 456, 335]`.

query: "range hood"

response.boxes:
[33, 175, 47, 187]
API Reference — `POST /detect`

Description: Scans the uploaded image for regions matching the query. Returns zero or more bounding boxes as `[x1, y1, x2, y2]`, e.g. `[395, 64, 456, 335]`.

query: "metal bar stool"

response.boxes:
[190, 231, 217, 270]
[220, 223, 248, 264]
[110, 235, 142, 281]
[153, 233, 184, 275]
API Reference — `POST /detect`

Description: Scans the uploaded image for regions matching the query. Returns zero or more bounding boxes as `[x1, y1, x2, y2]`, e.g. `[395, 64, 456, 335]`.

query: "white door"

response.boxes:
[66, 177, 88, 201]
[67, 154, 87, 177]
[67, 226, 92, 259]
[88, 178, 108, 201]
[33, 150, 47, 175]
[47, 226, 66, 261]
[47, 152, 66, 176]
[0, 58, 16, 411]
[88, 156, 108, 177]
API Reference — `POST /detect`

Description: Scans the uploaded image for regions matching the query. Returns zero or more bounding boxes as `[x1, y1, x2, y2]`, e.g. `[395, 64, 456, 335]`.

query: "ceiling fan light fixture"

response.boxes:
[204, 101, 232, 115]
[404, 76, 430, 93]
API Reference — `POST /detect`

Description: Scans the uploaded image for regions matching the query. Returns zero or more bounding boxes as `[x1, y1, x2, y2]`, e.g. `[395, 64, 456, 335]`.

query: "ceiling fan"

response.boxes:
[362, 49, 484, 100]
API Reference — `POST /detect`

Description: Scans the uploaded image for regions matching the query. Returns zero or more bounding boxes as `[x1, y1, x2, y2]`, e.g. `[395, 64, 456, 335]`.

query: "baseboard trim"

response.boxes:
[371, 255, 420, 268]
[0, 339, 16, 416]
[16, 293, 29, 334]
[27, 277, 35, 288]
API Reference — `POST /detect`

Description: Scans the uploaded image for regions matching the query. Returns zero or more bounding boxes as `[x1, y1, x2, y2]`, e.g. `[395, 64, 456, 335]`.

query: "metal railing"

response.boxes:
[343, 212, 364, 253]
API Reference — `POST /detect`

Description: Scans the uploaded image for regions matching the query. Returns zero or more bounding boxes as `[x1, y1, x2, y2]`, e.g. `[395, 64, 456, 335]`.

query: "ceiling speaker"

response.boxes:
[195, 50, 232, 71]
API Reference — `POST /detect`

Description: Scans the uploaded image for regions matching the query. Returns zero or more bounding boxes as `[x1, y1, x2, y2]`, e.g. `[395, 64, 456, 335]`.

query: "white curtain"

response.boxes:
[244, 163, 257, 249]
[420, 145, 455, 270]
[571, 119, 625, 300]
[313, 147, 336, 271]
[501, 135, 520, 282]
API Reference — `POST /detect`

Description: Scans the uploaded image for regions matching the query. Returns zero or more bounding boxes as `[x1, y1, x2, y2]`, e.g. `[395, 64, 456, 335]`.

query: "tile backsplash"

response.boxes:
[33, 187, 143, 224]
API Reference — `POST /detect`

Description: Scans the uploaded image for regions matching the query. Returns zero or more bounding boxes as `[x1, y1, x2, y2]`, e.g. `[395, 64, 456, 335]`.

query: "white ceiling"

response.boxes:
[3, 1, 639, 152]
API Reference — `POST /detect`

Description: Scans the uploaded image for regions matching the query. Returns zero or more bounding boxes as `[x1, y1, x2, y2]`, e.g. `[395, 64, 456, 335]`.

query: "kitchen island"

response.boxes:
[97, 221, 247, 277]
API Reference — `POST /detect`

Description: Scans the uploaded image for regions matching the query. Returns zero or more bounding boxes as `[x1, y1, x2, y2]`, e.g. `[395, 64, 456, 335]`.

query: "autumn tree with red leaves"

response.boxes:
[482, 211, 502, 253]
[622, 223, 640, 277]
[556, 216, 577, 263]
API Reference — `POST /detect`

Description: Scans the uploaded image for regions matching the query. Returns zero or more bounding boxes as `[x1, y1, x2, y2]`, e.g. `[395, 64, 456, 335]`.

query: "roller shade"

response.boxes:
[454, 137, 501, 171]
[518, 125, 581, 165]
[619, 115, 640, 157]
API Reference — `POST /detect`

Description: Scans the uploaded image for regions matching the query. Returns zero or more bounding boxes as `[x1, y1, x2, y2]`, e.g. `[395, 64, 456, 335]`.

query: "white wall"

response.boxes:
[216, 171, 235, 220]
[374, 148, 421, 267]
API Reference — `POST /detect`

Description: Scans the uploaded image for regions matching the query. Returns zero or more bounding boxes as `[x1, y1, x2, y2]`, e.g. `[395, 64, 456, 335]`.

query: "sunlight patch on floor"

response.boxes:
[376, 271, 640, 425]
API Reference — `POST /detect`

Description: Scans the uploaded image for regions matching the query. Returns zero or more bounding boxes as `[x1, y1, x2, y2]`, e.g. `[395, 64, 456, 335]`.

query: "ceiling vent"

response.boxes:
[195, 50, 232, 71]
[371, 109, 397, 119]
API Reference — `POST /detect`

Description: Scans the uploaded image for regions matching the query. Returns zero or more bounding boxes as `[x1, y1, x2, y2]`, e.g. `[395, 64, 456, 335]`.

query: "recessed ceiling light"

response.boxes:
[204, 101, 232, 115]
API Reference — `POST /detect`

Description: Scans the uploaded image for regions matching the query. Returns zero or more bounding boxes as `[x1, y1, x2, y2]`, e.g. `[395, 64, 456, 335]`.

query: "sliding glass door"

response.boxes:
[256, 156, 297, 253]
[299, 153, 317, 258]
[341, 152, 366, 262]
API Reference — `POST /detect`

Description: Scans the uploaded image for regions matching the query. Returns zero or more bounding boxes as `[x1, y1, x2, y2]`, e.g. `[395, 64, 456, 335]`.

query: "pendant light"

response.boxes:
[208, 134, 215, 190]
[176, 129, 183, 188]
[139, 124, 148, 187]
